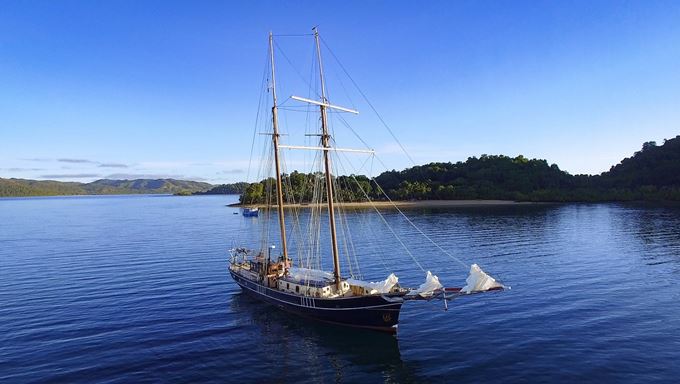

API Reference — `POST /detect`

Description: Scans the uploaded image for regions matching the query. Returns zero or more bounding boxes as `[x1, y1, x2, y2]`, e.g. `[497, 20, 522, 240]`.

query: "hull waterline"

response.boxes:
[230, 269, 403, 333]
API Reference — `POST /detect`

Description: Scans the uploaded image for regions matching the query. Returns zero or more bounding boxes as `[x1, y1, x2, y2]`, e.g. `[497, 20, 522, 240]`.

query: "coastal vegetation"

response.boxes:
[193, 182, 249, 195]
[236, 135, 680, 204]
[3, 136, 679, 202]
[0, 178, 212, 197]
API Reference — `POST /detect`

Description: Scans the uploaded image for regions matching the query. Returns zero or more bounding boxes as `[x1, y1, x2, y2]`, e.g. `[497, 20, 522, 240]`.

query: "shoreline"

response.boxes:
[228, 199, 542, 209]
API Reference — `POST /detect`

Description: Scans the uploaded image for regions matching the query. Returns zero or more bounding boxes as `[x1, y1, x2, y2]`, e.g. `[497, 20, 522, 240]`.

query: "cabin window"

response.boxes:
[295, 286, 299, 293]
[286, 283, 289, 289]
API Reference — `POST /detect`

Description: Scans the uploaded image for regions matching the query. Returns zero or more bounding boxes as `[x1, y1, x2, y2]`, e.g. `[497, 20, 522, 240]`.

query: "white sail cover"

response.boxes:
[461, 264, 504, 293]
[287, 267, 334, 282]
[409, 271, 443, 297]
[346, 273, 398, 294]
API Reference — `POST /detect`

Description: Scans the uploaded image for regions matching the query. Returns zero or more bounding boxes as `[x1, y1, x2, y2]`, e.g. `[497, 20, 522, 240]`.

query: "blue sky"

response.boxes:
[1, 1, 679, 183]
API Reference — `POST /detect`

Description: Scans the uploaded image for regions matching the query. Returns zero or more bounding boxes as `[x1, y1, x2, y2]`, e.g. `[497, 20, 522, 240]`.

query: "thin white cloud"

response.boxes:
[218, 169, 245, 174]
[57, 158, 98, 164]
[41, 173, 101, 179]
[374, 142, 404, 155]
[104, 173, 209, 182]
[3, 168, 44, 172]
[137, 161, 196, 169]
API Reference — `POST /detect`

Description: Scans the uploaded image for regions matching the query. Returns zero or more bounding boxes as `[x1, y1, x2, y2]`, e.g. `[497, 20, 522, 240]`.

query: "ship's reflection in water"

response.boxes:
[229, 292, 423, 383]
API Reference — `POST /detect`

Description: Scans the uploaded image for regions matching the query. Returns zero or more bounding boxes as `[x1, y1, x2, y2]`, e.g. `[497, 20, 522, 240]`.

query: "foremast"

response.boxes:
[313, 27, 342, 290]
[269, 32, 289, 264]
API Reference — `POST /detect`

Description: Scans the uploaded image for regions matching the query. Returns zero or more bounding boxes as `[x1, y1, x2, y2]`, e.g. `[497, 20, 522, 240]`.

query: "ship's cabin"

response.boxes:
[277, 277, 350, 298]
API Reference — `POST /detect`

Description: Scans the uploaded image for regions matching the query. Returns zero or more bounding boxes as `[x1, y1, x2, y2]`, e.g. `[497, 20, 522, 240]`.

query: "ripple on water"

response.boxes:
[1, 197, 680, 383]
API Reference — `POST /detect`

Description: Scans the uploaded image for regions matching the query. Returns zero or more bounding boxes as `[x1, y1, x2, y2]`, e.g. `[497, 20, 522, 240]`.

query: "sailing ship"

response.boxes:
[229, 28, 505, 333]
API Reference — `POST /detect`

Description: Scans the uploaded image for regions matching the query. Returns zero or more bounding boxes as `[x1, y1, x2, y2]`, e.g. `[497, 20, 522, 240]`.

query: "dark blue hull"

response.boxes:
[230, 269, 404, 333]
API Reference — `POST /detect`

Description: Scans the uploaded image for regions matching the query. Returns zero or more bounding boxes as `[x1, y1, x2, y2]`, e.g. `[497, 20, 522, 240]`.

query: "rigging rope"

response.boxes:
[333, 153, 399, 278]
[330, 117, 470, 271]
[321, 37, 418, 166]
[245, 48, 271, 186]
[249, 33, 473, 283]
[274, 40, 322, 101]
[237, 48, 271, 250]
[319, 38, 471, 272]
[369, 168, 469, 270]
[333, 158, 426, 273]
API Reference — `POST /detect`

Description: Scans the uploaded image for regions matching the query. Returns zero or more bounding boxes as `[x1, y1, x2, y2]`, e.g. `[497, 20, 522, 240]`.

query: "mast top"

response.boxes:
[313, 27, 328, 104]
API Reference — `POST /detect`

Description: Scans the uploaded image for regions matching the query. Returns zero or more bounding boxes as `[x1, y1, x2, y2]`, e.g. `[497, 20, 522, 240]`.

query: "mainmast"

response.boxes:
[269, 32, 289, 264]
[313, 27, 342, 290]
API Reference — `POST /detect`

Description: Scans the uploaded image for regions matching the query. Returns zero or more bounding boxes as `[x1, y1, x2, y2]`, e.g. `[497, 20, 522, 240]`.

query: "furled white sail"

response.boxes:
[461, 264, 504, 293]
[408, 271, 443, 297]
[347, 273, 398, 294]
[287, 267, 334, 282]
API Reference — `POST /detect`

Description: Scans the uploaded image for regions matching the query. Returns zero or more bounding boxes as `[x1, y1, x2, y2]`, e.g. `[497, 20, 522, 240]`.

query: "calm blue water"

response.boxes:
[1, 195, 679, 383]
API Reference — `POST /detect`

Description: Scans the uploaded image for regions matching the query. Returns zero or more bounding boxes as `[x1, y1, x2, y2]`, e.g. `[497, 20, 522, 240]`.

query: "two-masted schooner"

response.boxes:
[229, 28, 504, 333]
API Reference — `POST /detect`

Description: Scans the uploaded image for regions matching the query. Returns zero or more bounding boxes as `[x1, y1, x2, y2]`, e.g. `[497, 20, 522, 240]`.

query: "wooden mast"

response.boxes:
[269, 31, 288, 264]
[313, 27, 342, 290]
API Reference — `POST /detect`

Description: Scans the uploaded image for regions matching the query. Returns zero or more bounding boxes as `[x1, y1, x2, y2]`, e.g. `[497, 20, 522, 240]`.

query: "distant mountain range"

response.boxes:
[0, 178, 212, 197]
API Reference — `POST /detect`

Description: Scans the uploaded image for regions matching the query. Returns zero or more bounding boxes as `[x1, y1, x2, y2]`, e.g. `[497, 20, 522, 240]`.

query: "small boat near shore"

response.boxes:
[242, 207, 259, 217]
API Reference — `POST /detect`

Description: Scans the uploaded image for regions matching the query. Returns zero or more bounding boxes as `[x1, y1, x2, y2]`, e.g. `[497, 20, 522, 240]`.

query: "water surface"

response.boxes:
[1, 195, 679, 383]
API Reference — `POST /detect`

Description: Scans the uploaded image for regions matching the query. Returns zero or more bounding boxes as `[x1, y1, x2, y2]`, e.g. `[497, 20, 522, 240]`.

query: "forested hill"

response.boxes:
[377, 136, 680, 201]
[381, 136, 680, 202]
[0, 178, 212, 197]
[193, 182, 249, 195]
[374, 155, 574, 201]
[597, 137, 680, 189]
[236, 135, 680, 203]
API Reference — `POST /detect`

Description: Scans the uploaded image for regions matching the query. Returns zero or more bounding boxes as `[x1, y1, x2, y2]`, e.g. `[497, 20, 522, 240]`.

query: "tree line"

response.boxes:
[204, 135, 680, 203]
